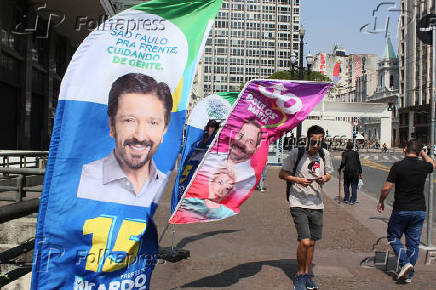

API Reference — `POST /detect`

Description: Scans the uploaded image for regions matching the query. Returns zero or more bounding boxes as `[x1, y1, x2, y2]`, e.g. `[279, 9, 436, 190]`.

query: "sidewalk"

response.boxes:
[151, 167, 436, 289]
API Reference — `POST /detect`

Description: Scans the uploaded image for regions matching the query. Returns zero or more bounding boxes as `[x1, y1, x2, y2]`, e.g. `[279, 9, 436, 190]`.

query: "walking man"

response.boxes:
[377, 139, 435, 283]
[338, 141, 362, 204]
[279, 125, 333, 290]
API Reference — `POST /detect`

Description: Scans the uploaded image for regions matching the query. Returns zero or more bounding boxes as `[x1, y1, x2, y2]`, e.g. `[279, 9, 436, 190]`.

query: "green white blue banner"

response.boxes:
[31, 1, 222, 289]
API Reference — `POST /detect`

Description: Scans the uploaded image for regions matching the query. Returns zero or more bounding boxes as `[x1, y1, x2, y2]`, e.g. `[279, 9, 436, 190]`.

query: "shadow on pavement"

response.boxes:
[175, 229, 240, 248]
[179, 259, 297, 288]
[368, 216, 389, 224]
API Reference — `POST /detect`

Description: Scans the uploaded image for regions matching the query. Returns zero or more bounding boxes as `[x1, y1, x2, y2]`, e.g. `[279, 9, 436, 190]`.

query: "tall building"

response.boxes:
[398, 0, 435, 144]
[312, 48, 378, 103]
[202, 0, 301, 95]
[312, 46, 348, 101]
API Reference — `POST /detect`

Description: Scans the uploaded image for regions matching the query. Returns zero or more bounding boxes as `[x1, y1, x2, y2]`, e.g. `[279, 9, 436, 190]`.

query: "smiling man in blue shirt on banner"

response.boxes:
[77, 73, 172, 207]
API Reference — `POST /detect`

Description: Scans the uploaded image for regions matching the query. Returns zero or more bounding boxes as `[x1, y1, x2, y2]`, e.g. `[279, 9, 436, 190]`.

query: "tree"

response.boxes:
[238, 70, 331, 90]
[268, 70, 331, 82]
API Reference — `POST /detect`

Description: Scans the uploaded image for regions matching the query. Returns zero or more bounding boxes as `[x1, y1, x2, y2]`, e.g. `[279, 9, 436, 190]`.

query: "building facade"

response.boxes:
[398, 0, 435, 145]
[312, 48, 378, 103]
[0, 1, 72, 150]
[363, 37, 400, 146]
[202, 0, 301, 95]
[0, 0, 110, 150]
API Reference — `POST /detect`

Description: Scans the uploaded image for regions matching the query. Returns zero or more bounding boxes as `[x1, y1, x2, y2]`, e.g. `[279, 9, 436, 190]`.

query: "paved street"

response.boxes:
[330, 151, 436, 223]
[151, 166, 436, 289]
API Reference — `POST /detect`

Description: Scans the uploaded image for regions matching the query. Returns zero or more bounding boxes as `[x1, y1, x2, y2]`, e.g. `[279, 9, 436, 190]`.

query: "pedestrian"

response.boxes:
[382, 143, 388, 153]
[256, 165, 268, 192]
[338, 141, 362, 205]
[279, 125, 333, 290]
[377, 139, 435, 283]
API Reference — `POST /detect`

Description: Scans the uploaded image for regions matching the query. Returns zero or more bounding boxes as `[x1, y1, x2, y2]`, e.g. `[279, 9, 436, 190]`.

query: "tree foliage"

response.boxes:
[268, 70, 331, 82]
[238, 70, 331, 91]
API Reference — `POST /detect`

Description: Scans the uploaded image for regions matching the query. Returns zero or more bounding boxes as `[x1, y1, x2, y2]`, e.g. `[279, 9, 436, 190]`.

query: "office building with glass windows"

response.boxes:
[201, 0, 301, 95]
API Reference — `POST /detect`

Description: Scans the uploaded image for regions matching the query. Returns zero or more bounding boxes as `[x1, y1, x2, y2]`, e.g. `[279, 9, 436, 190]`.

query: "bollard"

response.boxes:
[16, 175, 24, 202]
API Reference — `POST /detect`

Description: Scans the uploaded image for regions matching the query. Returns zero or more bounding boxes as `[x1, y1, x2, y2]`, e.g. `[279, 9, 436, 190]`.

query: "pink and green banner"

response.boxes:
[170, 80, 332, 224]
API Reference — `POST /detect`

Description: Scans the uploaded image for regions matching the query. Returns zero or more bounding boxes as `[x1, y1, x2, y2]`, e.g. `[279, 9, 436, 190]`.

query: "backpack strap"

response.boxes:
[318, 148, 325, 162]
[286, 147, 306, 201]
[293, 146, 306, 176]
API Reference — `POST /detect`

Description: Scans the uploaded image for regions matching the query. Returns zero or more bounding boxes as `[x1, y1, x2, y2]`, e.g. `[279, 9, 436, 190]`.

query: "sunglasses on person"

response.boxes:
[309, 139, 323, 146]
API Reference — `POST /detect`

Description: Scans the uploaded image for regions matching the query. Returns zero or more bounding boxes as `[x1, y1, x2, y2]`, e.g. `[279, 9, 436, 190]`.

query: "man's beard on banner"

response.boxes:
[229, 138, 252, 163]
[113, 127, 155, 169]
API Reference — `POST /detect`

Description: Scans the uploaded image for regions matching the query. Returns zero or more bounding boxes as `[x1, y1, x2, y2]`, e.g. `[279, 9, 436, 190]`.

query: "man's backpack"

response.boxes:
[285, 147, 325, 201]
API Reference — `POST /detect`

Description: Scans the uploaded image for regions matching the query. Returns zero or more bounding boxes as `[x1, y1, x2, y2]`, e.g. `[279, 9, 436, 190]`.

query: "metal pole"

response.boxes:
[171, 224, 176, 251]
[427, 25, 435, 248]
[296, 35, 304, 141]
[299, 36, 304, 80]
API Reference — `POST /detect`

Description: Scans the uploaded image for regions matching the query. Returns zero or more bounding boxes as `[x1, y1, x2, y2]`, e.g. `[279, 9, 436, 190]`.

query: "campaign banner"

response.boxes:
[31, 1, 222, 289]
[170, 80, 332, 224]
[171, 92, 239, 213]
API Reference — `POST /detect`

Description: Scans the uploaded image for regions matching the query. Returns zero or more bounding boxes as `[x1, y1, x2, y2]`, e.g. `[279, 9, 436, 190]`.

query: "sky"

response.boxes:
[301, 0, 401, 60]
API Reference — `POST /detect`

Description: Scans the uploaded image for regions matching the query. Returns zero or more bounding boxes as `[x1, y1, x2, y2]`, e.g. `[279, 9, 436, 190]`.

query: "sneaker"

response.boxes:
[349, 202, 355, 205]
[305, 275, 318, 290]
[342, 200, 349, 204]
[404, 270, 414, 283]
[293, 274, 306, 290]
[398, 263, 414, 280]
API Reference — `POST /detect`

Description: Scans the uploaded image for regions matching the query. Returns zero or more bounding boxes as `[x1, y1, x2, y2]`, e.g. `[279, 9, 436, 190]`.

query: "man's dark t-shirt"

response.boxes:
[387, 157, 433, 211]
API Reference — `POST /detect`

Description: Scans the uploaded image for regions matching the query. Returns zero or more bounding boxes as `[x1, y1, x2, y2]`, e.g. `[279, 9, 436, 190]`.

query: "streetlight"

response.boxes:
[290, 27, 314, 141]
[298, 27, 305, 79]
[290, 52, 314, 77]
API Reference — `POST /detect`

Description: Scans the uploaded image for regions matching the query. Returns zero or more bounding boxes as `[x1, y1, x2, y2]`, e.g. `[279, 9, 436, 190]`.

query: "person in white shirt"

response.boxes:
[77, 73, 172, 208]
[279, 125, 333, 290]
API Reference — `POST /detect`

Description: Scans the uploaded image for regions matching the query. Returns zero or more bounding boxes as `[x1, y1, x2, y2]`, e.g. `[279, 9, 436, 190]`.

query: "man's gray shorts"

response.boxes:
[290, 207, 323, 241]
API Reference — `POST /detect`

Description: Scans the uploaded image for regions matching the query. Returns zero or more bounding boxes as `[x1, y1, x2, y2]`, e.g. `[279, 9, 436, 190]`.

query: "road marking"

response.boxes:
[361, 159, 436, 183]
[361, 159, 390, 173]
[360, 155, 401, 162]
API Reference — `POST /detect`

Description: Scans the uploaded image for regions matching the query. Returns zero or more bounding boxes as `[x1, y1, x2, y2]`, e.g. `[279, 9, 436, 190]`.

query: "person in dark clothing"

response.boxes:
[338, 141, 362, 204]
[377, 139, 436, 283]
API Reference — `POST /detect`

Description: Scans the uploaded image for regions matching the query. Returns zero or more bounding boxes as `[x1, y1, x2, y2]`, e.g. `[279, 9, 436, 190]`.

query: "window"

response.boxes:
[215, 47, 227, 54]
[214, 66, 227, 74]
[246, 58, 259, 66]
[216, 57, 227, 64]
[231, 21, 244, 29]
[215, 21, 227, 28]
[231, 39, 245, 47]
[232, 12, 244, 20]
[231, 30, 244, 38]
[231, 48, 244, 56]
[215, 38, 227, 46]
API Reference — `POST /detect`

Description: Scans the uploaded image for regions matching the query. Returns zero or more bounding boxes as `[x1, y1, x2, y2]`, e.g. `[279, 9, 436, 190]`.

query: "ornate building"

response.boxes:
[363, 37, 400, 145]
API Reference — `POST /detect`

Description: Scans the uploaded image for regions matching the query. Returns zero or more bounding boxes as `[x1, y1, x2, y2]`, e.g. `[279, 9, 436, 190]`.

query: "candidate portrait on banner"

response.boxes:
[204, 117, 263, 200]
[173, 117, 264, 223]
[77, 73, 171, 207]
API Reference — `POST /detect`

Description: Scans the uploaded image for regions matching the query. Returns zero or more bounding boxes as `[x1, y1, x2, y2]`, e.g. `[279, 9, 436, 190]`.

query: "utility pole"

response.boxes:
[418, 12, 436, 250]
[428, 18, 435, 249]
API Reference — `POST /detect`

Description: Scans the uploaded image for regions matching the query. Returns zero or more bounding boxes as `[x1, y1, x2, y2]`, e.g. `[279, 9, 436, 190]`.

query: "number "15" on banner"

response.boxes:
[83, 216, 147, 272]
